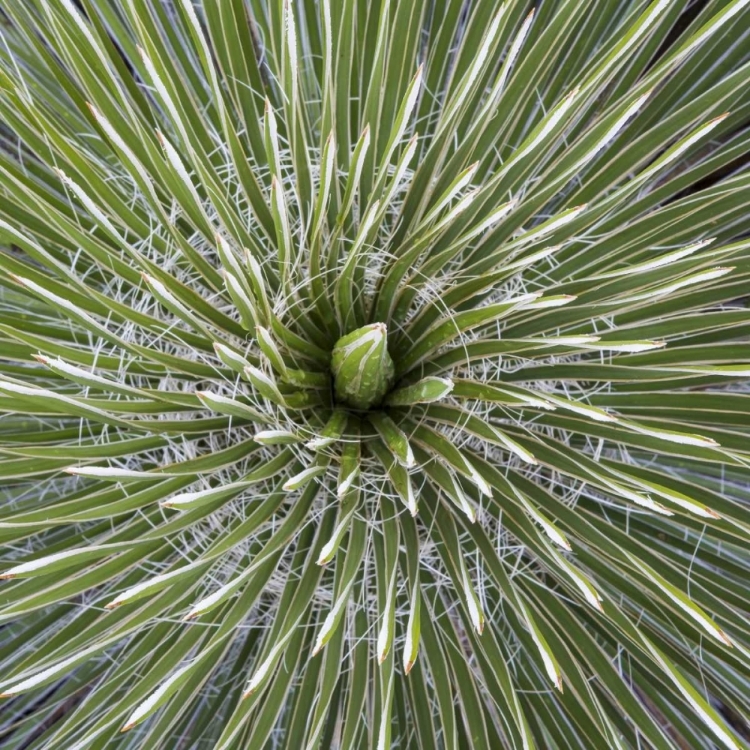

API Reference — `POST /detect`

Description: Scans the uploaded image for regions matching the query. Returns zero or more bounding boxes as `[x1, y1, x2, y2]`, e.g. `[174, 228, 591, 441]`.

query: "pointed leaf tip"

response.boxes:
[386, 377, 454, 406]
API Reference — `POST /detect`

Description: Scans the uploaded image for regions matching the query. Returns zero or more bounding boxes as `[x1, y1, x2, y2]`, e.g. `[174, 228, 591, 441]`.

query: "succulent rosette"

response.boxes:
[0, 1, 749, 748]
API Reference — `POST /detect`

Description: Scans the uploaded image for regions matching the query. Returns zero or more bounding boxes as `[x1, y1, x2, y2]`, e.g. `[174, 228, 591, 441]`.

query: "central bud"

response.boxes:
[331, 323, 395, 410]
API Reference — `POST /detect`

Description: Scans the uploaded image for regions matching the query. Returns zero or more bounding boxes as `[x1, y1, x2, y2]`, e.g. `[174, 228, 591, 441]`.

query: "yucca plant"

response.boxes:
[1, 0, 749, 748]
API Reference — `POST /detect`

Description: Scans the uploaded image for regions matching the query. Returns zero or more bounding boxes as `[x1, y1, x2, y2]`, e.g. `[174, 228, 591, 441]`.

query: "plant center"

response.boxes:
[330, 323, 395, 410]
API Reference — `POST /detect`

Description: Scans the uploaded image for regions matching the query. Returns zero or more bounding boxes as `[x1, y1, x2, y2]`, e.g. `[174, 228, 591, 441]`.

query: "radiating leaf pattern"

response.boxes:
[0, 1, 749, 748]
